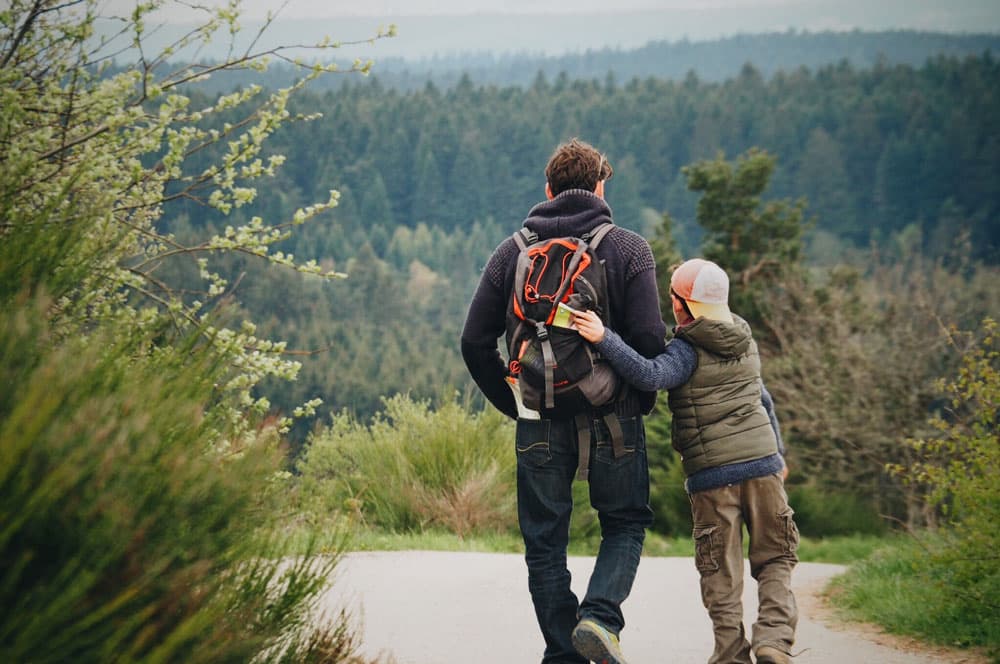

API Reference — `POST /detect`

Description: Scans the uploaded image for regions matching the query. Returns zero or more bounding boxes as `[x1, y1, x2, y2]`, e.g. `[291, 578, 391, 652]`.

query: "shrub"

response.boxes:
[786, 483, 886, 537]
[885, 317, 999, 654]
[0, 1, 394, 659]
[297, 395, 516, 537]
[0, 299, 355, 663]
[763, 257, 1000, 528]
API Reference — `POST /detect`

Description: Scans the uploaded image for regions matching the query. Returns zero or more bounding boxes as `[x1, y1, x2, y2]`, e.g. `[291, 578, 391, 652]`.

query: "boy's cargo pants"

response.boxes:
[689, 473, 800, 664]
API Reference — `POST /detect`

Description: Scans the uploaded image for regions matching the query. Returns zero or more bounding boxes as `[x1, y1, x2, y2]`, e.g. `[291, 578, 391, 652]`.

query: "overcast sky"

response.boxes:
[99, 0, 1000, 58]
[130, 0, 807, 20]
[110, 0, 1000, 21]
[227, 0, 794, 18]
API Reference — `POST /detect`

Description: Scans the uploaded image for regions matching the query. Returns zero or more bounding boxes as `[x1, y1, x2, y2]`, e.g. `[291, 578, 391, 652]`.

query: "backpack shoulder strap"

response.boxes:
[512, 227, 537, 251]
[584, 222, 615, 250]
[511, 228, 538, 323]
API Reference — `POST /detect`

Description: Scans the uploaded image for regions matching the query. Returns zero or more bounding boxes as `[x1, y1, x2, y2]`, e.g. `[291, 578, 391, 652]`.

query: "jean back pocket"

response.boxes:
[515, 418, 552, 467]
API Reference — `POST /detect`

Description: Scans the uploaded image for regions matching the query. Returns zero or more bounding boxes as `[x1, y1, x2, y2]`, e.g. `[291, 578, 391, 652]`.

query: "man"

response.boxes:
[461, 138, 667, 664]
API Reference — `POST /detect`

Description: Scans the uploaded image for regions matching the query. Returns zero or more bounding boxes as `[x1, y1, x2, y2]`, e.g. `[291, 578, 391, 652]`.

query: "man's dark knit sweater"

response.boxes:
[461, 189, 667, 420]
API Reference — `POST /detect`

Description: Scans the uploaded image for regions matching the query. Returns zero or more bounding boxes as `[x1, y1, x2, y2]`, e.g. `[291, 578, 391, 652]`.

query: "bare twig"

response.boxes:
[1, 0, 45, 69]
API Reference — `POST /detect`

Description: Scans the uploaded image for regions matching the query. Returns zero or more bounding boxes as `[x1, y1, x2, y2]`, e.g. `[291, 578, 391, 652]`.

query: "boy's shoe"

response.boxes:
[755, 645, 791, 664]
[571, 618, 628, 664]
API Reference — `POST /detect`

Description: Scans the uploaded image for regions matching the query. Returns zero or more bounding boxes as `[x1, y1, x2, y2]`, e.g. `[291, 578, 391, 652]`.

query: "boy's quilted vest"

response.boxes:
[668, 316, 777, 477]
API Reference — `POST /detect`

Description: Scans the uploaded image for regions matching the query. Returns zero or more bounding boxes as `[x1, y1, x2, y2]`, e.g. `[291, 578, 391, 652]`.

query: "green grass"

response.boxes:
[336, 529, 693, 558]
[348, 529, 525, 553]
[827, 538, 998, 660]
[281, 522, 888, 565]
[795, 534, 888, 564]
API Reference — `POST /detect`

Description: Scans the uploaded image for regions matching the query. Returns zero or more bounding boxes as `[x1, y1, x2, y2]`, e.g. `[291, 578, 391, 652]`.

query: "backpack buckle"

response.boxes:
[534, 321, 549, 341]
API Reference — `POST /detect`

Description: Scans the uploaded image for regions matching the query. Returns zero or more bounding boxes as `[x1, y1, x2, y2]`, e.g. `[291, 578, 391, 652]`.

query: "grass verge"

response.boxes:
[826, 537, 998, 661]
[281, 523, 887, 564]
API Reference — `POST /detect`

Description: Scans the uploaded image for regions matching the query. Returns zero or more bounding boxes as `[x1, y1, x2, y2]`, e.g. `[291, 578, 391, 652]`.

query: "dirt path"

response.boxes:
[319, 551, 986, 664]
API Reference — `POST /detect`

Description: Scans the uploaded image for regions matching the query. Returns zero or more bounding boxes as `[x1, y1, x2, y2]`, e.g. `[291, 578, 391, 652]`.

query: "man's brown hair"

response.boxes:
[544, 138, 613, 197]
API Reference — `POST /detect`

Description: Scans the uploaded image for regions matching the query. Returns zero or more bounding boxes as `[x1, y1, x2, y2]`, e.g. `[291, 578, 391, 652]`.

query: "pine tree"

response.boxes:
[683, 148, 805, 330]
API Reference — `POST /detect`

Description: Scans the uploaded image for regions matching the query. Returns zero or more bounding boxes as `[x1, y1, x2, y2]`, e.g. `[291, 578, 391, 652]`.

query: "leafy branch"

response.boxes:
[0, 0, 394, 437]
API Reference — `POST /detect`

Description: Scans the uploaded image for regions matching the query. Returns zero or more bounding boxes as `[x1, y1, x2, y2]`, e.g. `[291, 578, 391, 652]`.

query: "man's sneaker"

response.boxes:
[571, 618, 628, 664]
[755, 645, 791, 664]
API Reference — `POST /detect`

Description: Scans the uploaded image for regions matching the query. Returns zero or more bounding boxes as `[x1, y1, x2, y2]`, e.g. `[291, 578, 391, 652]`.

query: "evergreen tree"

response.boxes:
[683, 149, 805, 330]
[360, 169, 395, 229]
[411, 140, 446, 226]
[796, 128, 856, 240]
[605, 155, 645, 232]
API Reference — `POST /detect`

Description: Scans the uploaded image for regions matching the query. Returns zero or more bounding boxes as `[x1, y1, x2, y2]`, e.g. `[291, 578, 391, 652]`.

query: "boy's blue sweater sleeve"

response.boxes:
[595, 329, 697, 391]
[760, 382, 785, 455]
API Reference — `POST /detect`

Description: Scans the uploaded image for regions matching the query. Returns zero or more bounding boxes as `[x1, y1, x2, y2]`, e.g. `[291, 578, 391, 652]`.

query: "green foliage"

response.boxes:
[830, 537, 998, 658]
[681, 148, 806, 327]
[341, 529, 526, 554]
[898, 318, 999, 521]
[886, 318, 999, 637]
[643, 404, 693, 537]
[0, 298, 354, 663]
[763, 256, 1000, 527]
[786, 484, 886, 537]
[236, 52, 1000, 264]
[295, 397, 621, 549]
[0, 0, 395, 439]
[296, 395, 517, 537]
[279, 521, 883, 565]
[164, 51, 1000, 431]
[242, 216, 510, 439]
[649, 455, 692, 537]
[792, 534, 887, 565]
[649, 213, 685, 324]
[657, 144, 1000, 537]
[0, 1, 399, 660]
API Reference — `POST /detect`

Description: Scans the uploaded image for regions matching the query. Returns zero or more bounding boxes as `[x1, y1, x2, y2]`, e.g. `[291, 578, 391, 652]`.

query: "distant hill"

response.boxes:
[373, 30, 1000, 88]
[195, 30, 1000, 92]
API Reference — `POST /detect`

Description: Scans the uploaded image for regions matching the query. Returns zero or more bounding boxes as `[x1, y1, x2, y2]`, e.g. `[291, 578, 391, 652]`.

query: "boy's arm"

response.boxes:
[760, 381, 785, 455]
[595, 328, 697, 392]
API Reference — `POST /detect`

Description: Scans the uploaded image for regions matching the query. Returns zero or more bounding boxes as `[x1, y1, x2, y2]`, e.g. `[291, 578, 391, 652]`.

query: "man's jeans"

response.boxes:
[515, 415, 653, 664]
[689, 473, 800, 664]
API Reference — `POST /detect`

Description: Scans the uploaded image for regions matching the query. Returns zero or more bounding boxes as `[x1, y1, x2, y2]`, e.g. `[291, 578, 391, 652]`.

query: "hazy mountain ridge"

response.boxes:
[188, 29, 1000, 93]
[369, 29, 1000, 89]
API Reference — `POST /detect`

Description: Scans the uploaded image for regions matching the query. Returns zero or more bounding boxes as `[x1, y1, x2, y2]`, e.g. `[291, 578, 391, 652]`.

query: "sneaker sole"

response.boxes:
[571, 625, 626, 664]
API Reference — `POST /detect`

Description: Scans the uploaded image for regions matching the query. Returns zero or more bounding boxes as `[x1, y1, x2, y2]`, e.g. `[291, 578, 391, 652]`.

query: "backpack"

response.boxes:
[505, 222, 627, 479]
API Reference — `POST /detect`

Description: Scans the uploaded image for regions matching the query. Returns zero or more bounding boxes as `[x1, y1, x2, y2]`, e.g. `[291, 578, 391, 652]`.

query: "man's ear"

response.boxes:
[594, 179, 605, 199]
[545, 182, 554, 200]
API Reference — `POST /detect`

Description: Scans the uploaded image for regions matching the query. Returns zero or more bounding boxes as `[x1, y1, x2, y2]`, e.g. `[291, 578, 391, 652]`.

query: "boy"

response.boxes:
[573, 258, 798, 664]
